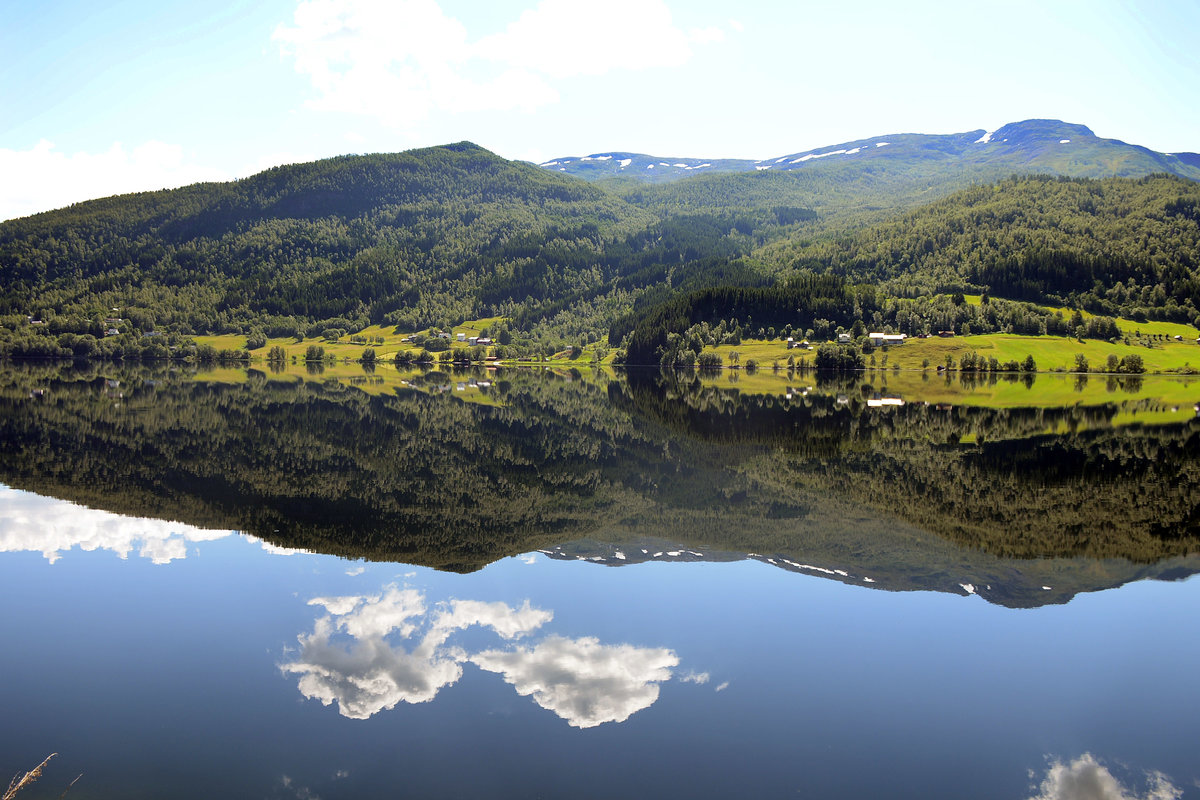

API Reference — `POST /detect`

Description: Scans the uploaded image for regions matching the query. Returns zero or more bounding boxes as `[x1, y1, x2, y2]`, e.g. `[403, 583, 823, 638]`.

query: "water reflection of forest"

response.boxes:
[1, 361, 1197, 599]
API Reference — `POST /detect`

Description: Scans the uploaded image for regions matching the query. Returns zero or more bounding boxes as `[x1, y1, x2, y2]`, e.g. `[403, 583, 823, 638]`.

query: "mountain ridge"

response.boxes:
[538, 119, 1200, 184]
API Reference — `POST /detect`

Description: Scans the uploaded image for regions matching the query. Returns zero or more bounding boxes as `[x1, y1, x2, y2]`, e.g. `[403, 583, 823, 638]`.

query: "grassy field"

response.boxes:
[963, 294, 1199, 339]
[194, 300, 1200, 375]
[691, 368, 1200, 428]
[884, 334, 1200, 373]
[184, 357, 1200, 431]
[191, 316, 609, 367]
[194, 317, 507, 363]
[187, 360, 509, 406]
[701, 333, 1200, 375]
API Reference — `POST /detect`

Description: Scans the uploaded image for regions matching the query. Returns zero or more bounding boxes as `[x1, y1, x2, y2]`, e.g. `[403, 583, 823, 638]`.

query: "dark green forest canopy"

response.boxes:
[774, 174, 1200, 324]
[0, 143, 658, 336]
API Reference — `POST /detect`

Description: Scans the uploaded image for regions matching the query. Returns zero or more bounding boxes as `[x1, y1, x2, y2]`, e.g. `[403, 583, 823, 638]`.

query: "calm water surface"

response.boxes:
[1, 362, 1198, 798]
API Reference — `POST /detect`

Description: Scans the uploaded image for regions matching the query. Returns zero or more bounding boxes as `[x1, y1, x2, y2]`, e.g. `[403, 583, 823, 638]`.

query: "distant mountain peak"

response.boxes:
[538, 119, 1199, 185]
[989, 119, 1097, 146]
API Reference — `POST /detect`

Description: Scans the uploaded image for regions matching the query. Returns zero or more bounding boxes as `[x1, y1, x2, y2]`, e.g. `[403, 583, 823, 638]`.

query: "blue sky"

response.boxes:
[2, 0, 1198, 220]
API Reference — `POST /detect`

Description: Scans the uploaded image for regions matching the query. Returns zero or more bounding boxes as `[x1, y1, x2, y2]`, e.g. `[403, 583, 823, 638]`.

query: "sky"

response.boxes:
[2, 0, 1198, 221]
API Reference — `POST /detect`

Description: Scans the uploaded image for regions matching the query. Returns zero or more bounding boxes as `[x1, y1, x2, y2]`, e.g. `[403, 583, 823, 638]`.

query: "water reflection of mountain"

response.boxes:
[1, 361, 1197, 607]
[641, 371, 1199, 529]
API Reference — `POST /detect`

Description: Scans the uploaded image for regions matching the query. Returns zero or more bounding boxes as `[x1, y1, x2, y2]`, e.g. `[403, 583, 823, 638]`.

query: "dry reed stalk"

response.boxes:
[3, 754, 56, 800]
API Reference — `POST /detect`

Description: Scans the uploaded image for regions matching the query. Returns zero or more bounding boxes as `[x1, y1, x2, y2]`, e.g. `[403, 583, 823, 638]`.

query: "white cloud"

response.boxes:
[0, 139, 228, 222]
[0, 140, 318, 222]
[273, 0, 555, 127]
[1029, 754, 1181, 800]
[248, 537, 313, 556]
[283, 585, 690, 727]
[282, 586, 552, 719]
[473, 0, 694, 79]
[471, 635, 678, 728]
[433, 598, 552, 642]
[283, 587, 463, 719]
[679, 670, 710, 684]
[0, 485, 230, 564]
[687, 26, 726, 45]
[273, 0, 728, 128]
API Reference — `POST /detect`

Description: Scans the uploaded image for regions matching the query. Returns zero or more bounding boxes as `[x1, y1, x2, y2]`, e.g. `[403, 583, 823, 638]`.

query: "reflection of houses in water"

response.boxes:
[784, 385, 812, 400]
[867, 393, 904, 408]
[835, 394, 850, 406]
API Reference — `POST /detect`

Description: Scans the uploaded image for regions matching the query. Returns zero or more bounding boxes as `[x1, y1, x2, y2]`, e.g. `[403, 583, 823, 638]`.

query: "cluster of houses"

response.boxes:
[28, 313, 126, 337]
[785, 333, 909, 347]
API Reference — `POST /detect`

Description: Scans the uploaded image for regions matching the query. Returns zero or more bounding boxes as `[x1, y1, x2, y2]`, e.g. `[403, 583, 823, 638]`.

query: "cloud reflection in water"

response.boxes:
[282, 584, 688, 727]
[0, 485, 230, 564]
[472, 635, 678, 728]
[1028, 754, 1180, 800]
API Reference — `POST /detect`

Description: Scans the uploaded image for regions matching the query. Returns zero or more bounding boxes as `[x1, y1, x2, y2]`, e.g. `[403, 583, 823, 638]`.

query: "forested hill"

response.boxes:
[3, 135, 1199, 359]
[773, 173, 1200, 324]
[0, 142, 657, 336]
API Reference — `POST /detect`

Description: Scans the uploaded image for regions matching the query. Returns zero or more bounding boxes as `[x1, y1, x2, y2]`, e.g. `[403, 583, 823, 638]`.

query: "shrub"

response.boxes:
[1120, 354, 1145, 374]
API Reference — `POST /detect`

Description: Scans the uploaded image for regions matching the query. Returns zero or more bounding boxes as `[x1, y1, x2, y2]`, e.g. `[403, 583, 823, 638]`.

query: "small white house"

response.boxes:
[837, 333, 852, 343]
[456, 332, 466, 341]
[867, 394, 905, 408]
[868, 332, 907, 345]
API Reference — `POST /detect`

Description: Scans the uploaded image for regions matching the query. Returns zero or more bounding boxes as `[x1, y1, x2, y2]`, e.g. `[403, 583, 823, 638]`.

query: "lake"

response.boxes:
[2, 361, 1198, 799]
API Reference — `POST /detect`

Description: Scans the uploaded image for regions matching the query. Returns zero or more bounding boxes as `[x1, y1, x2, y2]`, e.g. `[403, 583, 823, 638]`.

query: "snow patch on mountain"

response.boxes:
[791, 148, 848, 163]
